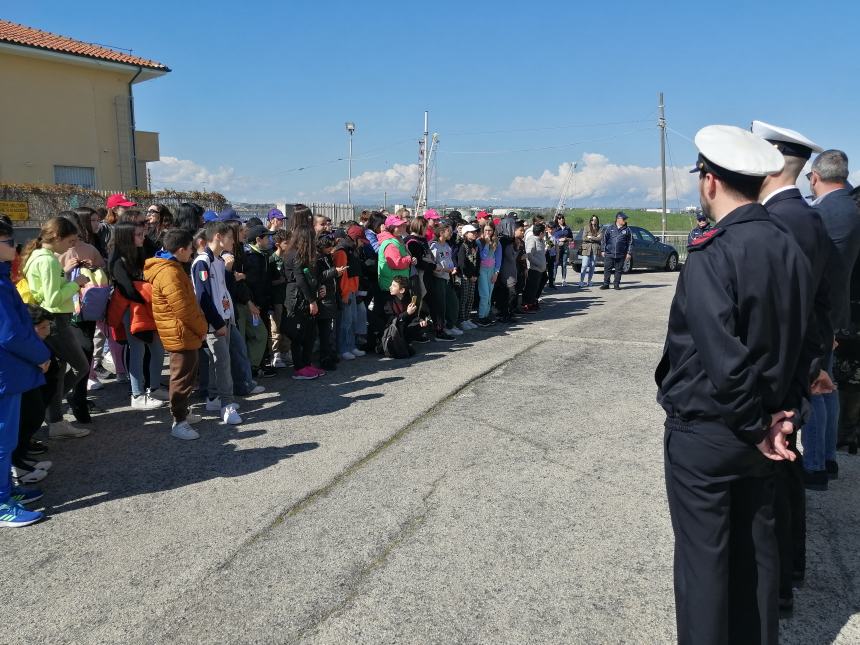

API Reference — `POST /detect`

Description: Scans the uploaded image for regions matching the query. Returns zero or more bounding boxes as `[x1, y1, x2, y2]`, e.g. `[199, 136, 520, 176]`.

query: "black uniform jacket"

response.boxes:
[655, 203, 813, 444]
[814, 187, 860, 330]
[765, 187, 834, 378]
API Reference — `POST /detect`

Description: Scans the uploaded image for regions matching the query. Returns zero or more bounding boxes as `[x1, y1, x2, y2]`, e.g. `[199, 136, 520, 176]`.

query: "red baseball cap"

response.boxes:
[106, 193, 136, 209]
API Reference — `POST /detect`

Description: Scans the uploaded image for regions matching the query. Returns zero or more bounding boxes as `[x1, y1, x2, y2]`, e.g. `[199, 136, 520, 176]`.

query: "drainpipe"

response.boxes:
[128, 66, 143, 190]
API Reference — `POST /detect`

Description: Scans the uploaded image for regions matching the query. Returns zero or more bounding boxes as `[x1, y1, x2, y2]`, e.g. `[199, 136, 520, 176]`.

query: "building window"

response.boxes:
[54, 165, 96, 189]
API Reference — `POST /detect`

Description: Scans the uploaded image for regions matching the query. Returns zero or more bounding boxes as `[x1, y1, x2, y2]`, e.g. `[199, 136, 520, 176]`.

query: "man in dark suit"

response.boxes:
[753, 120, 833, 615]
[805, 149, 860, 485]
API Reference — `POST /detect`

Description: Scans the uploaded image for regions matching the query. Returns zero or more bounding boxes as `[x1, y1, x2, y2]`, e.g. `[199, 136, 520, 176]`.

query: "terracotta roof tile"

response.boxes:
[0, 19, 169, 71]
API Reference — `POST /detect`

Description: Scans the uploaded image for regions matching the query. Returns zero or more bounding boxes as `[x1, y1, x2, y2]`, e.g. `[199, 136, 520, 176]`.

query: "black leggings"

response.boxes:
[15, 383, 53, 465]
[70, 320, 96, 411]
[286, 316, 316, 370]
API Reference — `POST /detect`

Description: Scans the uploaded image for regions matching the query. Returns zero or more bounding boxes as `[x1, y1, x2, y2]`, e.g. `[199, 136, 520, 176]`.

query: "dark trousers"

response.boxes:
[168, 350, 199, 423]
[603, 255, 625, 287]
[316, 317, 336, 367]
[773, 433, 806, 599]
[546, 256, 556, 286]
[429, 276, 459, 331]
[367, 284, 388, 349]
[15, 385, 52, 465]
[69, 320, 96, 413]
[664, 418, 779, 645]
[523, 269, 543, 305]
[286, 316, 316, 370]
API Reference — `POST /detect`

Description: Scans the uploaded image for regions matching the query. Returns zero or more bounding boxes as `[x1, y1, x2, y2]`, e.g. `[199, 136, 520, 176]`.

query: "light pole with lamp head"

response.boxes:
[345, 121, 355, 215]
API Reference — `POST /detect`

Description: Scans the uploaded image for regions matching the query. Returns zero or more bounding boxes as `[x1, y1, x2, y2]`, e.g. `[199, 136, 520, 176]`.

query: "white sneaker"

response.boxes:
[12, 466, 48, 484]
[18, 459, 52, 471]
[205, 397, 221, 412]
[101, 354, 117, 374]
[271, 353, 288, 368]
[221, 404, 242, 425]
[351, 348, 366, 357]
[148, 388, 169, 401]
[116, 373, 130, 384]
[341, 352, 356, 360]
[185, 413, 202, 425]
[131, 394, 164, 410]
[458, 322, 471, 332]
[445, 327, 464, 336]
[49, 420, 91, 439]
[170, 421, 199, 440]
[247, 385, 265, 395]
[87, 378, 104, 391]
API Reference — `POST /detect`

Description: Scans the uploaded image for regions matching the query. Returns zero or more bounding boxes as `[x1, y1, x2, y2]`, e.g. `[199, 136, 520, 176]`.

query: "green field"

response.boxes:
[558, 208, 697, 233]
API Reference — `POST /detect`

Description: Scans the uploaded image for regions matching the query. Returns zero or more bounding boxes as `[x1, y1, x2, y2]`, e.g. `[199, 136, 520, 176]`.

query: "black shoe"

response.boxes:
[70, 404, 92, 424]
[547, 284, 557, 290]
[613, 285, 621, 290]
[778, 596, 794, 618]
[414, 335, 432, 344]
[26, 440, 49, 456]
[826, 459, 839, 479]
[599, 285, 609, 290]
[259, 365, 277, 378]
[476, 318, 493, 327]
[435, 331, 456, 342]
[803, 470, 828, 491]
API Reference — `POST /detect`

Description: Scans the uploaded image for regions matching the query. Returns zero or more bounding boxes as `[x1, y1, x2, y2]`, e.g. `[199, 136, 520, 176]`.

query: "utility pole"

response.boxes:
[422, 111, 429, 213]
[345, 121, 356, 213]
[384, 191, 387, 211]
[659, 92, 667, 241]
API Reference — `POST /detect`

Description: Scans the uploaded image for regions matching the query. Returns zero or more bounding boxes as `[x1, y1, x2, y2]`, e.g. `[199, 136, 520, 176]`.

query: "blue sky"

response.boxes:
[7, 1, 860, 207]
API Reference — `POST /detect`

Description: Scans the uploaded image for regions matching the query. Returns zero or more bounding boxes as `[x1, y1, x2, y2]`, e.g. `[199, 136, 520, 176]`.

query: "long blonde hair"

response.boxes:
[20, 216, 79, 269]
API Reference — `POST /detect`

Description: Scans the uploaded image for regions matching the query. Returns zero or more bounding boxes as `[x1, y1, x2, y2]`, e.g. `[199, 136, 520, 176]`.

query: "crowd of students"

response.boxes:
[0, 197, 586, 527]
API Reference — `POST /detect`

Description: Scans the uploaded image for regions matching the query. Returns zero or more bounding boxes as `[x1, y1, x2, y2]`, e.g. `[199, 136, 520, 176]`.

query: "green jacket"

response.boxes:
[23, 248, 79, 313]
[376, 233, 411, 290]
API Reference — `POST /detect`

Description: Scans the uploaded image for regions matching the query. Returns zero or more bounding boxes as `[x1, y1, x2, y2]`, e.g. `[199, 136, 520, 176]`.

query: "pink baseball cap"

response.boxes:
[476, 210, 489, 220]
[106, 193, 136, 209]
[423, 208, 440, 220]
[385, 215, 406, 227]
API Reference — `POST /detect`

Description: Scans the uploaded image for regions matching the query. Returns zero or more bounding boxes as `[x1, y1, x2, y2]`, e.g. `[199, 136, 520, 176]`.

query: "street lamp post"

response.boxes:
[345, 121, 355, 213]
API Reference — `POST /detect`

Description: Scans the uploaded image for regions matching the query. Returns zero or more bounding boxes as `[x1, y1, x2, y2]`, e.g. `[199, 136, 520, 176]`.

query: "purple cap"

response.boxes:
[267, 208, 285, 220]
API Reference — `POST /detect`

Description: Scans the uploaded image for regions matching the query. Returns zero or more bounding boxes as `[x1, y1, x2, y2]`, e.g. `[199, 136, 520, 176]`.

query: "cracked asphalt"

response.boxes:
[2, 271, 858, 644]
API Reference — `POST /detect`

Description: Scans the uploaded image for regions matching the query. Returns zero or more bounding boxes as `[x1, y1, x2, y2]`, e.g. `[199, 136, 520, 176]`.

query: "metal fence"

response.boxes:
[310, 203, 356, 225]
[661, 233, 690, 264]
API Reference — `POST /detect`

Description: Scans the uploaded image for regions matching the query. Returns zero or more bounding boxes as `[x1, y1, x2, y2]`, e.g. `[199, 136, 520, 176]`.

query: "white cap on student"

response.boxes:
[750, 120, 823, 159]
[690, 125, 785, 177]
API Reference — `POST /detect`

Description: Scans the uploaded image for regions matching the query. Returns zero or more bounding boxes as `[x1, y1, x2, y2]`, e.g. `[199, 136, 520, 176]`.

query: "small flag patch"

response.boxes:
[199, 269, 209, 282]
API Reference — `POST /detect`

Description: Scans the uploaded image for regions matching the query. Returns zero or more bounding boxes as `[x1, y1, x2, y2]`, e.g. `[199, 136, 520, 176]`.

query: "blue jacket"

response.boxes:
[0, 262, 50, 395]
[602, 224, 634, 258]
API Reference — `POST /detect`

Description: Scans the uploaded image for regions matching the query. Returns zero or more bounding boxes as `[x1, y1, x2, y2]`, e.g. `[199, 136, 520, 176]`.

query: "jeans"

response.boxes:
[801, 354, 840, 471]
[204, 328, 233, 405]
[478, 266, 496, 319]
[227, 322, 255, 395]
[338, 292, 358, 354]
[121, 309, 165, 397]
[580, 254, 596, 285]
[603, 255, 625, 287]
[556, 247, 569, 283]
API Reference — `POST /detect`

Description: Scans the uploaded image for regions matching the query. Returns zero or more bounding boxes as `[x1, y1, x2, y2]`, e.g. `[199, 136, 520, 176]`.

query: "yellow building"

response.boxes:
[0, 19, 169, 191]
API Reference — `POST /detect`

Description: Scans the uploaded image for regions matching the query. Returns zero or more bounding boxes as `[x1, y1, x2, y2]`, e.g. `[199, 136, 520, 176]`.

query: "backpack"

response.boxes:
[381, 317, 412, 359]
[72, 267, 111, 322]
[16, 277, 39, 305]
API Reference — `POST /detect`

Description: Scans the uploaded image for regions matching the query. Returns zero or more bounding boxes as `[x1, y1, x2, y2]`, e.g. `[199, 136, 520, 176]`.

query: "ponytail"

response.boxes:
[19, 216, 78, 270]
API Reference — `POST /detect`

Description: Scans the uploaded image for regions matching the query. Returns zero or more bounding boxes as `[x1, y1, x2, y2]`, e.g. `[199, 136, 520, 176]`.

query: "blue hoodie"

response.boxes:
[0, 262, 50, 395]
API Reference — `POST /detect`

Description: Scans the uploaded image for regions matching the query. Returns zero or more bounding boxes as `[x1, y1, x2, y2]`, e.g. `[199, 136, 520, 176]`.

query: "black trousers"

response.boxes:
[69, 320, 96, 412]
[523, 269, 543, 305]
[285, 316, 316, 371]
[15, 384, 53, 464]
[315, 317, 336, 366]
[546, 256, 556, 286]
[664, 418, 778, 645]
[603, 255, 625, 287]
[773, 433, 805, 599]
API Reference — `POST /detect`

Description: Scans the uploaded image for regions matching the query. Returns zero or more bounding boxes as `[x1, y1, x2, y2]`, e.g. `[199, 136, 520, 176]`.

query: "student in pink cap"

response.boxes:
[423, 209, 440, 242]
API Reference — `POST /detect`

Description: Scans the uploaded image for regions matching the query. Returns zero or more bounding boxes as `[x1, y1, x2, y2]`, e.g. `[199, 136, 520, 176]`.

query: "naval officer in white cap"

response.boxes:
[753, 119, 834, 616]
[655, 125, 814, 645]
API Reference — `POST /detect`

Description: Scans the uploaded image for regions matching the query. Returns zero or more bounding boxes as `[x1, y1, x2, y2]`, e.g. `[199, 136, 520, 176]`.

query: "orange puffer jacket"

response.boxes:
[143, 256, 207, 351]
[106, 281, 156, 342]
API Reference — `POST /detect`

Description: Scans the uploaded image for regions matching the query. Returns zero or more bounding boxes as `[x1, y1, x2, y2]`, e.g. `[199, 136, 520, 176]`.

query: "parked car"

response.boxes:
[568, 225, 679, 273]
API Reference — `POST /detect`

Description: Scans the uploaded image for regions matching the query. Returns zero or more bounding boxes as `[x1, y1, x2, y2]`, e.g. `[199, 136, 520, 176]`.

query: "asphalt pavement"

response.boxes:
[2, 270, 857, 644]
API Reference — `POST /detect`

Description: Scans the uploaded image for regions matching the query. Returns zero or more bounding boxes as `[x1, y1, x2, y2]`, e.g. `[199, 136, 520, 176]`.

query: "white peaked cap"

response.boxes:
[692, 125, 785, 176]
[751, 120, 823, 155]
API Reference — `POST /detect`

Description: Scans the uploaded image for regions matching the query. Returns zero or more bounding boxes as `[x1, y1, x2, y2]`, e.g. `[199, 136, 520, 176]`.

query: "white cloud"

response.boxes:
[444, 183, 493, 201]
[505, 153, 699, 206]
[850, 169, 860, 187]
[149, 156, 239, 192]
[324, 163, 421, 195]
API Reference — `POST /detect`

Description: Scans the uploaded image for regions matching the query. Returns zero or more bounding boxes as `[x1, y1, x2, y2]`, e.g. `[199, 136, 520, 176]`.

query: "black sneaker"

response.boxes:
[259, 365, 277, 378]
[414, 334, 432, 344]
[476, 318, 493, 327]
[435, 331, 456, 342]
[26, 440, 48, 456]
[599, 285, 609, 290]
[613, 285, 621, 290]
[803, 470, 828, 491]
[826, 459, 839, 479]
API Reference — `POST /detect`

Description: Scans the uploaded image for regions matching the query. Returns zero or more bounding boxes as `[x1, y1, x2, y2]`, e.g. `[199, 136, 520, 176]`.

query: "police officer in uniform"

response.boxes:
[656, 125, 814, 645]
[687, 212, 712, 246]
[753, 119, 833, 615]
